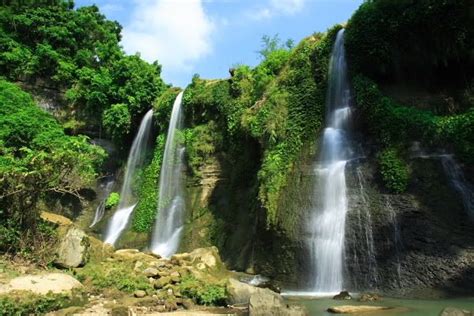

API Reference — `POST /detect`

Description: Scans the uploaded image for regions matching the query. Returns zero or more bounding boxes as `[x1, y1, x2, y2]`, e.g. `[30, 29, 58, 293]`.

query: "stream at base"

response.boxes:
[286, 296, 474, 316]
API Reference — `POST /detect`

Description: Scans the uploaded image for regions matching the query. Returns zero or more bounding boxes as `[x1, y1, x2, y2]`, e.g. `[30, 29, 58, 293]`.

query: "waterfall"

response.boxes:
[309, 29, 352, 293]
[151, 91, 186, 258]
[104, 109, 154, 245]
[353, 167, 378, 289]
[440, 155, 474, 221]
[90, 177, 115, 228]
[384, 197, 403, 286]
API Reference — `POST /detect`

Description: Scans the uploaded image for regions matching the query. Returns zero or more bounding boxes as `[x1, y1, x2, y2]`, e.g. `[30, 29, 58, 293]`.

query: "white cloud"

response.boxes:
[121, 0, 214, 72]
[249, 0, 307, 20]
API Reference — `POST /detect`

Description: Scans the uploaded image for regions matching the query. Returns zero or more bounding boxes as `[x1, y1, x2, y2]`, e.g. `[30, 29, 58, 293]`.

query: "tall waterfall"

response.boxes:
[104, 109, 154, 245]
[309, 29, 352, 293]
[151, 91, 186, 258]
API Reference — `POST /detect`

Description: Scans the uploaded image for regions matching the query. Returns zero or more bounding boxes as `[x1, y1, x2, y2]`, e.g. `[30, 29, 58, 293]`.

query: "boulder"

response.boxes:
[227, 278, 264, 305]
[54, 226, 90, 268]
[333, 291, 352, 300]
[189, 247, 222, 270]
[440, 307, 473, 316]
[327, 305, 391, 314]
[249, 288, 308, 316]
[0, 273, 82, 295]
[359, 293, 381, 302]
[143, 267, 160, 278]
[134, 290, 147, 298]
[154, 276, 172, 289]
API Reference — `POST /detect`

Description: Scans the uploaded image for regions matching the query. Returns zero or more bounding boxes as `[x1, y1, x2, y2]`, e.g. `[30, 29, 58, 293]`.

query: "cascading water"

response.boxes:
[440, 155, 474, 221]
[90, 177, 115, 228]
[384, 197, 403, 286]
[309, 29, 353, 293]
[104, 109, 154, 245]
[352, 167, 378, 289]
[151, 92, 186, 258]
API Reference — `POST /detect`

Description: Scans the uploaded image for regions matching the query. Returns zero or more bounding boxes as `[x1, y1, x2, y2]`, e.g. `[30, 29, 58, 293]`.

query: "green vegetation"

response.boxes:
[105, 192, 120, 209]
[182, 27, 341, 226]
[0, 292, 77, 316]
[353, 75, 474, 164]
[0, 80, 105, 254]
[132, 134, 166, 232]
[377, 148, 410, 193]
[178, 275, 227, 306]
[0, 1, 166, 145]
[345, 0, 473, 87]
[75, 261, 152, 293]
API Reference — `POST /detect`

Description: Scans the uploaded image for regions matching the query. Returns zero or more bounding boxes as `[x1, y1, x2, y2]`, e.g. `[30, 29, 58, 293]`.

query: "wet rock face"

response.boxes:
[344, 159, 474, 297]
[54, 226, 90, 268]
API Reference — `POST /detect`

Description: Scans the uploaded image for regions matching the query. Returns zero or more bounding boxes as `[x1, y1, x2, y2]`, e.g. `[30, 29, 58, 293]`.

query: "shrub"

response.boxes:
[105, 192, 120, 209]
[75, 261, 152, 293]
[102, 104, 131, 144]
[178, 275, 227, 306]
[377, 148, 410, 193]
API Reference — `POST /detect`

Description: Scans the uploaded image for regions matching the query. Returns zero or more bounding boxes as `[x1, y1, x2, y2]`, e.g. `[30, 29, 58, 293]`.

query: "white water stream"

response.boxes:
[104, 109, 154, 245]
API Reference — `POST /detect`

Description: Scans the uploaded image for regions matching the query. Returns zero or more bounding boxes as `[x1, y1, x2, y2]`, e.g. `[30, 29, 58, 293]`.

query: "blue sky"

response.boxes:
[75, 0, 363, 88]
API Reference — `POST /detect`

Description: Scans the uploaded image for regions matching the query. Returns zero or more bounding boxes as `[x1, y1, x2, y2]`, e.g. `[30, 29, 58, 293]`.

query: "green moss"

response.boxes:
[132, 134, 166, 232]
[105, 192, 120, 209]
[0, 291, 82, 315]
[184, 121, 223, 178]
[75, 260, 152, 293]
[377, 148, 410, 193]
[178, 275, 227, 306]
[353, 75, 474, 164]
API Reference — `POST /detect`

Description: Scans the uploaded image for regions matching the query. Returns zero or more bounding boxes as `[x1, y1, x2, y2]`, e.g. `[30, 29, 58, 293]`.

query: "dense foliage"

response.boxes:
[178, 275, 227, 306]
[377, 148, 410, 193]
[105, 192, 120, 209]
[353, 75, 474, 165]
[345, 0, 474, 86]
[132, 134, 166, 232]
[0, 1, 166, 145]
[0, 80, 105, 251]
[180, 27, 341, 226]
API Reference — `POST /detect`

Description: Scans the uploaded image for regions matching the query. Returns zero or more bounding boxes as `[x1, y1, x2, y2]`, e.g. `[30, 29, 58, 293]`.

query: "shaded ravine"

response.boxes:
[151, 91, 186, 258]
[104, 109, 154, 245]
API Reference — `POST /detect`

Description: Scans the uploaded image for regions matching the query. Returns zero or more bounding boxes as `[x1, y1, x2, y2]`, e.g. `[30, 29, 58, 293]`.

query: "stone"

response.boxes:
[333, 291, 352, 300]
[189, 247, 222, 269]
[134, 261, 144, 271]
[440, 307, 473, 316]
[41, 211, 73, 226]
[134, 290, 147, 298]
[249, 288, 307, 316]
[143, 267, 160, 278]
[0, 273, 83, 295]
[158, 270, 170, 277]
[182, 299, 195, 310]
[327, 305, 391, 314]
[170, 271, 181, 283]
[54, 226, 90, 268]
[171, 253, 191, 262]
[154, 276, 172, 289]
[227, 278, 264, 305]
[359, 293, 381, 302]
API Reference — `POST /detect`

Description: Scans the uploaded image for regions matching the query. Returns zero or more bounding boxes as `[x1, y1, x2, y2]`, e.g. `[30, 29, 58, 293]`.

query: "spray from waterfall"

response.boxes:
[308, 29, 352, 293]
[151, 91, 186, 258]
[104, 109, 154, 245]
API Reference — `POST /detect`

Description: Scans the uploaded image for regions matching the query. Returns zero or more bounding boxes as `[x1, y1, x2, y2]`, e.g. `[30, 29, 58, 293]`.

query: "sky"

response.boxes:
[75, 0, 364, 88]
